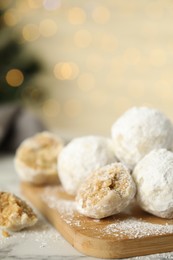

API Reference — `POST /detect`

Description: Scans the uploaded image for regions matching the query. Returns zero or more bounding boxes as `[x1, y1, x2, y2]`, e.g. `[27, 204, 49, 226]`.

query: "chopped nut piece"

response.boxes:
[0, 192, 37, 231]
[2, 230, 10, 237]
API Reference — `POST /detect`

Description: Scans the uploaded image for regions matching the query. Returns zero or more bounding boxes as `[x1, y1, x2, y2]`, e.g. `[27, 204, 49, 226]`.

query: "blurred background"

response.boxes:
[1, 0, 173, 150]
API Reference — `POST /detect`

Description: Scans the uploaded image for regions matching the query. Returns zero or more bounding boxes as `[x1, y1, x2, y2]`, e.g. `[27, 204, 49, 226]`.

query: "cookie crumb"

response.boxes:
[0, 192, 38, 231]
[2, 230, 10, 237]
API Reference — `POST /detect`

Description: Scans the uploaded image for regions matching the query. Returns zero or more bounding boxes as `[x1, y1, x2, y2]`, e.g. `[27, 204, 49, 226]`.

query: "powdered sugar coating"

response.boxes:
[111, 107, 173, 169]
[15, 131, 64, 185]
[58, 136, 117, 195]
[132, 149, 173, 219]
[76, 162, 136, 219]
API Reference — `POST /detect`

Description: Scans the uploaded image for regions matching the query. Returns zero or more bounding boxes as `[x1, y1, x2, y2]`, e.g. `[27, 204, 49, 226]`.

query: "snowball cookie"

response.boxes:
[0, 192, 37, 231]
[15, 131, 64, 185]
[76, 162, 136, 219]
[111, 107, 173, 169]
[58, 136, 117, 195]
[132, 149, 173, 219]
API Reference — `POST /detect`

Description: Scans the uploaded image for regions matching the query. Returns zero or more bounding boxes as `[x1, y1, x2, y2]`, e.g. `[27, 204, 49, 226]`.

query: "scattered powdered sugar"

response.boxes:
[42, 194, 75, 217]
[33, 220, 61, 247]
[0, 218, 61, 249]
[2, 186, 170, 259]
[41, 186, 80, 226]
[126, 252, 173, 260]
[41, 186, 173, 241]
[102, 217, 173, 239]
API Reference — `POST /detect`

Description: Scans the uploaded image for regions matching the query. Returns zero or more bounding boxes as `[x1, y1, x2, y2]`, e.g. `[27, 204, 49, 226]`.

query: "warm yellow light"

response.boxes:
[6, 69, 24, 87]
[39, 19, 57, 37]
[100, 33, 118, 52]
[108, 59, 126, 86]
[68, 7, 86, 25]
[86, 54, 104, 71]
[142, 23, 158, 35]
[155, 80, 172, 99]
[77, 73, 95, 92]
[160, 69, 172, 81]
[63, 99, 81, 118]
[22, 24, 40, 42]
[92, 6, 110, 24]
[89, 90, 107, 106]
[61, 64, 72, 79]
[145, 2, 163, 19]
[3, 9, 20, 27]
[113, 97, 132, 112]
[42, 99, 60, 118]
[15, 1, 29, 12]
[123, 48, 141, 65]
[149, 49, 166, 67]
[28, 0, 42, 9]
[54, 62, 79, 80]
[127, 80, 145, 98]
[74, 30, 92, 48]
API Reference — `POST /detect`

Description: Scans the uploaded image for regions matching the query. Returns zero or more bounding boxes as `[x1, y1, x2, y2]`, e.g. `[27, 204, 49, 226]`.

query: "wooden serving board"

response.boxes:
[21, 183, 173, 259]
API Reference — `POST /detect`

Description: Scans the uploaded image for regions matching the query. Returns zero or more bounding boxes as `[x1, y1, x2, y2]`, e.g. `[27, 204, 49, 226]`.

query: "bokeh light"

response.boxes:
[54, 62, 79, 80]
[68, 7, 86, 25]
[39, 19, 57, 37]
[27, 0, 42, 9]
[6, 69, 24, 87]
[43, 0, 61, 11]
[22, 24, 40, 41]
[92, 6, 110, 24]
[74, 29, 92, 48]
[3, 9, 20, 26]
[5, 0, 173, 136]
